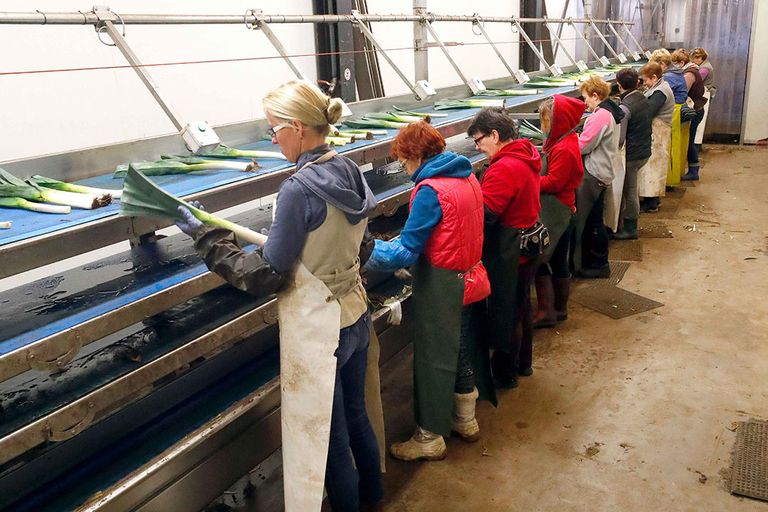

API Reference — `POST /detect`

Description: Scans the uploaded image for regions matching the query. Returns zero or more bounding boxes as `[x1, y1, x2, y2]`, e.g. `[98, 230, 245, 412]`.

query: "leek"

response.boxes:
[343, 118, 409, 130]
[326, 136, 351, 147]
[114, 158, 253, 178]
[433, 98, 505, 110]
[121, 166, 267, 246]
[333, 129, 373, 140]
[0, 221, 11, 229]
[365, 112, 430, 124]
[392, 106, 448, 118]
[523, 81, 573, 88]
[477, 89, 541, 97]
[195, 144, 287, 160]
[28, 175, 123, 199]
[0, 169, 108, 210]
[0, 196, 71, 214]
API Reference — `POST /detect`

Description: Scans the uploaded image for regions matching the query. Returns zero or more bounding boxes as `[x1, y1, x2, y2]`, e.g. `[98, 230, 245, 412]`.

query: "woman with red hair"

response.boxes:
[366, 121, 493, 461]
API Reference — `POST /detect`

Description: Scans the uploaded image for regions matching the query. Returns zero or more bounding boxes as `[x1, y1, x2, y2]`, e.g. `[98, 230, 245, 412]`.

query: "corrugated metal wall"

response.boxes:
[683, 0, 753, 137]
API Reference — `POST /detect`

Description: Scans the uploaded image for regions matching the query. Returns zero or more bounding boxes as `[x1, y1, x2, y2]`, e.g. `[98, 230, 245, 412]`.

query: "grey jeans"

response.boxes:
[621, 157, 650, 220]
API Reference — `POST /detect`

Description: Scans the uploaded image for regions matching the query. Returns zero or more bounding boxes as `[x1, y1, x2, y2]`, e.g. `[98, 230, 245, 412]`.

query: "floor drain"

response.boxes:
[572, 285, 663, 319]
[730, 419, 768, 502]
[609, 240, 643, 261]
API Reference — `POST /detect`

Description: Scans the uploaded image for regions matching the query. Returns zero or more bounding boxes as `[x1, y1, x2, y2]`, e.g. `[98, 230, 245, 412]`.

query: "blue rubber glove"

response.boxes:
[176, 205, 204, 238]
[364, 238, 420, 273]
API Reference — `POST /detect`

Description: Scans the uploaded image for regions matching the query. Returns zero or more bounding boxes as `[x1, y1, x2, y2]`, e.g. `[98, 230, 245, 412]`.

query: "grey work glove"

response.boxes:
[176, 202, 204, 238]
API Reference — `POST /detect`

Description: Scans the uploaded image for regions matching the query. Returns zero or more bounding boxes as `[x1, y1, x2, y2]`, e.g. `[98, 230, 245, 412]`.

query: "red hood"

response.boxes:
[543, 94, 585, 153]
[491, 138, 542, 174]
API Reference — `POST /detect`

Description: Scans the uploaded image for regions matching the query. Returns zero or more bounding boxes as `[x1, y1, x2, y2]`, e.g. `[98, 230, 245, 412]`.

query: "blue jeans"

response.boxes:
[687, 108, 705, 170]
[325, 313, 383, 511]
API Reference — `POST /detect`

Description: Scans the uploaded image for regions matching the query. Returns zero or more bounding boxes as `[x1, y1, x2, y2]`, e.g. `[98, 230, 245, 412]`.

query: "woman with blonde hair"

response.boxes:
[638, 61, 675, 212]
[176, 80, 383, 511]
[575, 76, 624, 277]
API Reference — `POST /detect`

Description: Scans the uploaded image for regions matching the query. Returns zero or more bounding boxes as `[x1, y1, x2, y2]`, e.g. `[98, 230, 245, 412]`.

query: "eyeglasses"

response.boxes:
[472, 134, 488, 146]
[266, 123, 294, 138]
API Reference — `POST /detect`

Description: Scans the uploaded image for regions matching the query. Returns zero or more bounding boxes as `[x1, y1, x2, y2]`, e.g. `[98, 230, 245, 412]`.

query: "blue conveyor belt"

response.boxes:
[0, 83, 579, 249]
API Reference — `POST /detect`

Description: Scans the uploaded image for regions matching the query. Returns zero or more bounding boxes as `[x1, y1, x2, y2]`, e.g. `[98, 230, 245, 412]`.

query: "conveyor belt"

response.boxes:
[0, 81, 586, 280]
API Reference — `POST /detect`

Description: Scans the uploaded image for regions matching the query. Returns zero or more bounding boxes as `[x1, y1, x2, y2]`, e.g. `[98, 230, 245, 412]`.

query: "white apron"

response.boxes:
[604, 146, 626, 232]
[638, 118, 672, 198]
[695, 90, 712, 145]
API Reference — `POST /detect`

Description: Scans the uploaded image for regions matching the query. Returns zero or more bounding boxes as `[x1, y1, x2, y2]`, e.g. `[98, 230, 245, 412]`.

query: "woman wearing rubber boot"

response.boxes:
[614, 69, 652, 240]
[533, 95, 585, 328]
[467, 108, 543, 389]
[575, 76, 624, 278]
[673, 48, 708, 182]
[365, 121, 493, 461]
[638, 62, 675, 214]
[175, 80, 383, 512]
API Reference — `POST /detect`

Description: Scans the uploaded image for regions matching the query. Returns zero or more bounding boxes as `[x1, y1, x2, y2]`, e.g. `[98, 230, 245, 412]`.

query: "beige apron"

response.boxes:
[695, 90, 711, 144]
[603, 146, 626, 232]
[276, 149, 382, 510]
[638, 117, 672, 198]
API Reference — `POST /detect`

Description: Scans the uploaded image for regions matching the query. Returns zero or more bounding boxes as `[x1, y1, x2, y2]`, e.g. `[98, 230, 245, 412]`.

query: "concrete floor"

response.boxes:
[378, 146, 768, 511]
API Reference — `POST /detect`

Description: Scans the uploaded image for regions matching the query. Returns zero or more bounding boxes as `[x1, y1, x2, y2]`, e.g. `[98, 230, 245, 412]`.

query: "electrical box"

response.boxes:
[468, 77, 487, 95]
[576, 60, 589, 72]
[617, 53, 628, 63]
[181, 121, 221, 154]
[645, 50, 653, 59]
[513, 69, 530, 85]
[414, 80, 436, 101]
[632, 52, 642, 61]
[599, 56, 611, 67]
[550, 64, 564, 77]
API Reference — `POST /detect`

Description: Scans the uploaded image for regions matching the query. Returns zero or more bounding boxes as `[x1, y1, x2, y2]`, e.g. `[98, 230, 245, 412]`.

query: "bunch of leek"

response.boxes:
[343, 118, 409, 130]
[392, 106, 448, 119]
[195, 144, 286, 160]
[0, 169, 109, 211]
[28, 175, 123, 199]
[433, 98, 505, 110]
[477, 89, 541, 97]
[0, 221, 10, 229]
[365, 112, 431, 124]
[518, 119, 545, 141]
[120, 166, 267, 246]
[114, 157, 255, 178]
[326, 136, 352, 147]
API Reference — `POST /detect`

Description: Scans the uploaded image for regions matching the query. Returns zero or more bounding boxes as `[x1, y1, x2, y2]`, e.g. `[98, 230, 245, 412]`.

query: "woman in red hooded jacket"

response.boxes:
[534, 95, 585, 328]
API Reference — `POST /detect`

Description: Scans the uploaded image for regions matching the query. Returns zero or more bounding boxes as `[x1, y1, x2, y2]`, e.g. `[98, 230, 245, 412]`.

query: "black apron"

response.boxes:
[539, 152, 576, 263]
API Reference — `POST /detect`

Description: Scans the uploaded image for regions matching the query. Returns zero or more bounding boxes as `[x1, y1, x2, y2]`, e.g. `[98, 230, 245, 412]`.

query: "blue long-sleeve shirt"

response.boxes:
[365, 151, 472, 272]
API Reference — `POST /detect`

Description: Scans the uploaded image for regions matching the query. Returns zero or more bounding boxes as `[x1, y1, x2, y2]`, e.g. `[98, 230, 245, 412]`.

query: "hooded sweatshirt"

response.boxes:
[264, 144, 377, 273]
[663, 67, 688, 104]
[541, 94, 585, 212]
[365, 151, 474, 271]
[579, 98, 624, 185]
[481, 138, 542, 229]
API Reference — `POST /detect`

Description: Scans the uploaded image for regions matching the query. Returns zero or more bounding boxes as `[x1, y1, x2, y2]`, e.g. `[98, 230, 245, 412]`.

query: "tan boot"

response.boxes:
[451, 387, 480, 442]
[389, 426, 446, 461]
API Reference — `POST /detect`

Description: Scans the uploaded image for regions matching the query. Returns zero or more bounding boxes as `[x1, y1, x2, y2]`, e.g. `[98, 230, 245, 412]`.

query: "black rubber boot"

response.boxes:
[491, 351, 518, 389]
[613, 218, 638, 240]
[533, 275, 557, 328]
[552, 277, 571, 321]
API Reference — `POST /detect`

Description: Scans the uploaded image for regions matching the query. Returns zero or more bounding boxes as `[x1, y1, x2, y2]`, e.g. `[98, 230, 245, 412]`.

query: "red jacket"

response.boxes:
[480, 138, 541, 229]
[541, 95, 585, 212]
[410, 175, 491, 305]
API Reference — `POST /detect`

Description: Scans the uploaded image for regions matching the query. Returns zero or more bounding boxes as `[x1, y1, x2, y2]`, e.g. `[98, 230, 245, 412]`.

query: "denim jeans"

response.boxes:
[687, 108, 705, 170]
[325, 313, 383, 511]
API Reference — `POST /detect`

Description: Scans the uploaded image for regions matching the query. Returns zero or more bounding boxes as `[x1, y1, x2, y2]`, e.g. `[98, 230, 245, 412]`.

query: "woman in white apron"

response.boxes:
[638, 62, 675, 213]
[691, 47, 716, 151]
[176, 80, 383, 512]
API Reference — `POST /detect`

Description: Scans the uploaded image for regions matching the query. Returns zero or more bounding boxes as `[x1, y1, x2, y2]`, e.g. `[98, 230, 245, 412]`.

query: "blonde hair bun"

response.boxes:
[325, 97, 344, 125]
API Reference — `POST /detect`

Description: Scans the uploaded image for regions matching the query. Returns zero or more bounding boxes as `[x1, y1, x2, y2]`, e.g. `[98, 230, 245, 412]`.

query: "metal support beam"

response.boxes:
[421, 19, 485, 94]
[413, 0, 428, 82]
[623, 23, 652, 59]
[97, 17, 185, 131]
[606, 20, 640, 61]
[588, 17, 625, 62]
[249, 10, 307, 80]
[350, 10, 434, 100]
[544, 18, 587, 72]
[472, 15, 530, 84]
[569, 19, 608, 66]
[513, 17, 562, 77]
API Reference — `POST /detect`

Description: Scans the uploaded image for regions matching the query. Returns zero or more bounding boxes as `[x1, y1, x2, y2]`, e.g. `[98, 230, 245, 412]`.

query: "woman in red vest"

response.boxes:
[365, 121, 493, 461]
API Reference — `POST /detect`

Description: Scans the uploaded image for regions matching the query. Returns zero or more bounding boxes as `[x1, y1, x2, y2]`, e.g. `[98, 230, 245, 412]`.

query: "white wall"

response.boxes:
[0, 1, 316, 163]
[545, 0, 580, 69]
[743, 0, 768, 144]
[366, 1, 519, 97]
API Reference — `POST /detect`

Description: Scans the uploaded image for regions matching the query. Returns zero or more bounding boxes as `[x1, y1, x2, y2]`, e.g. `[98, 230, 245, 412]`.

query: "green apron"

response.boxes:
[411, 258, 464, 436]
